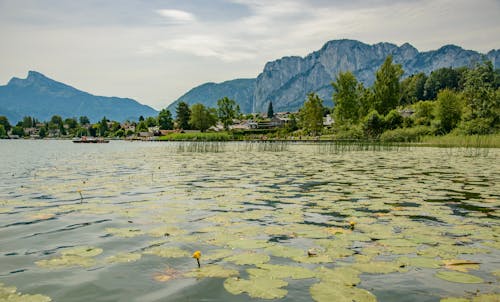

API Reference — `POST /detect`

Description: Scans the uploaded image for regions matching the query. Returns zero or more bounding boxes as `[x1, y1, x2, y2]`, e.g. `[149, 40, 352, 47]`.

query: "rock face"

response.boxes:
[0, 71, 158, 123]
[171, 39, 499, 113]
[167, 78, 255, 114]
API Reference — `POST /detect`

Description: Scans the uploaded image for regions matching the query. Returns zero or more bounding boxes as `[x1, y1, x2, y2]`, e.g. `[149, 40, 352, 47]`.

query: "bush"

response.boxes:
[380, 126, 435, 142]
[334, 123, 364, 139]
[454, 118, 495, 135]
[159, 132, 232, 141]
[363, 110, 385, 138]
[385, 109, 403, 130]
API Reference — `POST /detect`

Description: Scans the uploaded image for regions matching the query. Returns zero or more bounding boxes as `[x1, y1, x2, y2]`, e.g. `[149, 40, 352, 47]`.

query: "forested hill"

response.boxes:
[0, 71, 158, 123]
[168, 39, 499, 113]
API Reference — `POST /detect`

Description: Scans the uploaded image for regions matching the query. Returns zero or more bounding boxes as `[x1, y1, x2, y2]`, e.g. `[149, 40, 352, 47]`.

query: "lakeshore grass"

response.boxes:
[419, 134, 500, 148]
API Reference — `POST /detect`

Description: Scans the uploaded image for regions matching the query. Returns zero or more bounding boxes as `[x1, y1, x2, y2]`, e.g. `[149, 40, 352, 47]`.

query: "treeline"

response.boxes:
[329, 57, 499, 141]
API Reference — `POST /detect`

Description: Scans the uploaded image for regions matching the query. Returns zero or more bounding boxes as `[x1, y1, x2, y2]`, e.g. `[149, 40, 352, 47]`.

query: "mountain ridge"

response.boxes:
[168, 39, 498, 113]
[0, 71, 158, 123]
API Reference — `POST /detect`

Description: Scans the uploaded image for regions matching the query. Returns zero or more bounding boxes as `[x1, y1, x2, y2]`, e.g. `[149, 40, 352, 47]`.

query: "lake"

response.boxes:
[0, 140, 499, 302]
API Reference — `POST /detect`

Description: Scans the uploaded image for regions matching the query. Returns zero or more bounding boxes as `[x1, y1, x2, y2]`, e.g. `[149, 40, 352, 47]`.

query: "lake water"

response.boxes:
[0, 140, 499, 302]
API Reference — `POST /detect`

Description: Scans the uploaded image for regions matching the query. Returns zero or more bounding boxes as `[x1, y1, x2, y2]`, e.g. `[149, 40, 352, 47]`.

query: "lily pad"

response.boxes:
[106, 252, 142, 263]
[472, 293, 500, 302]
[434, 271, 484, 284]
[36, 255, 96, 268]
[440, 298, 469, 302]
[203, 249, 234, 261]
[265, 245, 304, 259]
[0, 282, 52, 302]
[310, 282, 377, 302]
[61, 246, 103, 257]
[352, 261, 406, 274]
[224, 252, 270, 265]
[227, 239, 269, 249]
[443, 260, 480, 272]
[184, 265, 239, 279]
[315, 266, 361, 286]
[144, 246, 190, 258]
[398, 256, 442, 269]
[224, 274, 288, 300]
[105, 227, 144, 238]
[257, 264, 316, 279]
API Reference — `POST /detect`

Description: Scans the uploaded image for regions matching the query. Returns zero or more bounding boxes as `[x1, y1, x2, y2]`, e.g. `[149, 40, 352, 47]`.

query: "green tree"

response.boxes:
[136, 121, 148, 132]
[175, 101, 191, 130]
[217, 97, 237, 131]
[332, 71, 360, 124]
[0, 125, 6, 138]
[158, 109, 174, 130]
[21, 116, 34, 128]
[11, 126, 25, 137]
[267, 101, 274, 118]
[400, 73, 427, 105]
[79, 116, 90, 125]
[189, 103, 217, 132]
[435, 89, 463, 133]
[372, 55, 404, 115]
[299, 92, 324, 135]
[384, 109, 403, 130]
[38, 127, 47, 138]
[64, 118, 78, 130]
[99, 117, 109, 136]
[363, 110, 385, 138]
[423, 67, 461, 100]
[463, 61, 498, 121]
[286, 113, 299, 132]
[412, 100, 436, 126]
[0, 116, 11, 132]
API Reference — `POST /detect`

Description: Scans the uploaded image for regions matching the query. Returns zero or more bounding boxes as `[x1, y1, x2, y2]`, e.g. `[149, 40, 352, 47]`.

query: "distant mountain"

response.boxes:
[169, 39, 499, 113]
[167, 78, 255, 115]
[0, 71, 158, 123]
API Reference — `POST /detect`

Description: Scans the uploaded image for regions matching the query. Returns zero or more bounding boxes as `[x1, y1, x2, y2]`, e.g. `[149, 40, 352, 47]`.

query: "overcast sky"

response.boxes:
[0, 0, 499, 110]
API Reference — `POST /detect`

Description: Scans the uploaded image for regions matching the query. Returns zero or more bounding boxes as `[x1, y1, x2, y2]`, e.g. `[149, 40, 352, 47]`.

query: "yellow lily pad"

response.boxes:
[435, 271, 484, 284]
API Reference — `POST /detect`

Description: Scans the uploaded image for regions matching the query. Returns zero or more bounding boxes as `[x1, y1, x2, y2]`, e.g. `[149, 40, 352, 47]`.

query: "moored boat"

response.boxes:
[72, 136, 110, 143]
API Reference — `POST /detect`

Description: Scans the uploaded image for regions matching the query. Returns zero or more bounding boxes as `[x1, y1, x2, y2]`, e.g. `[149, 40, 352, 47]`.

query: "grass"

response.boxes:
[419, 134, 500, 148]
[158, 132, 232, 141]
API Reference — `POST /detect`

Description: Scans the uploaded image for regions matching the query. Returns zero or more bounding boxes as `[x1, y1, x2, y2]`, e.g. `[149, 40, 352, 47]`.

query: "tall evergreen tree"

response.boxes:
[299, 92, 324, 136]
[158, 109, 174, 130]
[175, 101, 191, 130]
[267, 101, 274, 118]
[332, 71, 360, 124]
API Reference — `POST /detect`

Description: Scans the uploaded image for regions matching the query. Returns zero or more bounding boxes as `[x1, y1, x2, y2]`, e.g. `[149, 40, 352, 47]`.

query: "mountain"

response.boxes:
[168, 78, 255, 114]
[0, 71, 158, 123]
[169, 39, 499, 113]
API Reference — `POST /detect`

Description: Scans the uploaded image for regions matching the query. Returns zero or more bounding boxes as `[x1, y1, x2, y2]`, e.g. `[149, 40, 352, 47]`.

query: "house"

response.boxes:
[323, 114, 334, 126]
[399, 109, 415, 118]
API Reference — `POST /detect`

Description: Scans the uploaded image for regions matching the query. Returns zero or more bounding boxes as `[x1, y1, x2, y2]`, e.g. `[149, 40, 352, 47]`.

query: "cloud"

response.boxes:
[156, 9, 196, 24]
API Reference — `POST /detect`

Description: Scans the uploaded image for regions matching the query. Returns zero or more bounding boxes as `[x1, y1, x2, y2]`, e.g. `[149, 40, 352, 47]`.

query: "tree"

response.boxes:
[286, 113, 299, 132]
[363, 110, 385, 138]
[64, 118, 78, 130]
[145, 116, 157, 127]
[176, 101, 191, 130]
[38, 127, 47, 138]
[0, 116, 11, 132]
[412, 100, 436, 126]
[0, 125, 6, 138]
[332, 71, 360, 124]
[423, 67, 461, 100]
[299, 92, 324, 135]
[217, 97, 237, 131]
[372, 55, 404, 115]
[267, 101, 274, 118]
[79, 116, 90, 125]
[11, 126, 25, 137]
[463, 61, 498, 120]
[436, 89, 463, 133]
[384, 109, 403, 130]
[190, 103, 217, 132]
[400, 73, 427, 105]
[158, 109, 174, 130]
[21, 116, 34, 128]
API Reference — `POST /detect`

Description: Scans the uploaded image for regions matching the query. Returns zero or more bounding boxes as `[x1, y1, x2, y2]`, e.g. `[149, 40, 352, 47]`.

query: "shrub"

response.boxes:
[380, 126, 435, 142]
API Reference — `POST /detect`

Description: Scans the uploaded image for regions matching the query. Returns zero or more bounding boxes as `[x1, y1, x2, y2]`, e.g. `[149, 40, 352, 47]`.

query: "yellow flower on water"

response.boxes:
[349, 221, 356, 229]
[192, 250, 201, 259]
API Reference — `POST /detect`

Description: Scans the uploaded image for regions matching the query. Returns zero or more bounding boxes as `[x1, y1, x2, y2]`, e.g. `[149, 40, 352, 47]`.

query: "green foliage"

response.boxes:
[363, 110, 385, 138]
[217, 97, 237, 131]
[175, 101, 191, 130]
[0, 116, 11, 132]
[38, 126, 47, 138]
[145, 116, 157, 127]
[334, 123, 364, 139]
[99, 117, 109, 136]
[384, 109, 403, 130]
[332, 71, 361, 124]
[64, 118, 78, 130]
[79, 116, 90, 125]
[299, 92, 324, 135]
[462, 61, 499, 122]
[22, 116, 35, 128]
[412, 100, 436, 126]
[267, 101, 274, 118]
[189, 103, 217, 132]
[136, 121, 148, 132]
[435, 89, 463, 133]
[11, 126, 25, 137]
[455, 118, 496, 135]
[0, 125, 6, 138]
[380, 126, 435, 142]
[400, 73, 427, 105]
[286, 113, 299, 132]
[114, 129, 125, 137]
[159, 132, 231, 141]
[424, 67, 462, 100]
[158, 109, 174, 130]
[372, 55, 404, 115]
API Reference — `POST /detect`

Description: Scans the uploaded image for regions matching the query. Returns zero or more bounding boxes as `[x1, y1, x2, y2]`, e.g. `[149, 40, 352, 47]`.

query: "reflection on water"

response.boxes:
[0, 140, 499, 302]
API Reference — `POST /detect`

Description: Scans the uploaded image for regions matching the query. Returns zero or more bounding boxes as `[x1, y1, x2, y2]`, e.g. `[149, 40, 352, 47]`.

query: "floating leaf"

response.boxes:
[227, 239, 269, 249]
[144, 246, 190, 258]
[472, 293, 500, 302]
[224, 274, 288, 300]
[224, 252, 270, 265]
[352, 261, 406, 274]
[0, 282, 52, 302]
[153, 268, 184, 283]
[106, 252, 142, 263]
[310, 282, 377, 302]
[36, 255, 96, 268]
[105, 227, 144, 238]
[443, 260, 480, 272]
[203, 249, 234, 261]
[440, 298, 469, 302]
[315, 266, 361, 286]
[434, 271, 484, 284]
[185, 265, 238, 279]
[257, 264, 315, 279]
[265, 245, 304, 259]
[398, 256, 442, 269]
[61, 246, 103, 257]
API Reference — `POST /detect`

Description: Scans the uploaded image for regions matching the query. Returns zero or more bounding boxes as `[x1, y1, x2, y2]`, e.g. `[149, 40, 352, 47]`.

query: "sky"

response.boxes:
[0, 0, 499, 110]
